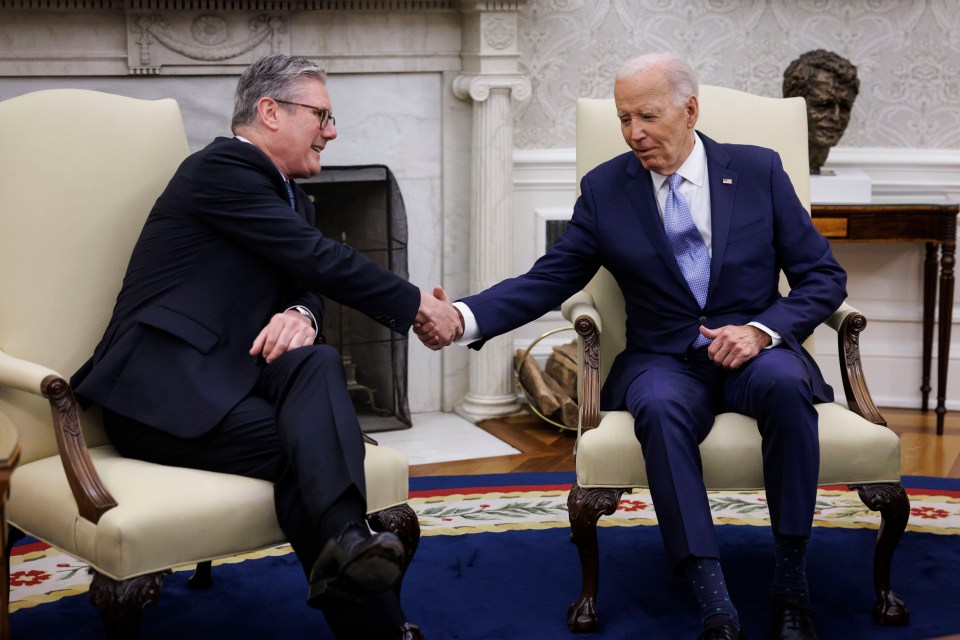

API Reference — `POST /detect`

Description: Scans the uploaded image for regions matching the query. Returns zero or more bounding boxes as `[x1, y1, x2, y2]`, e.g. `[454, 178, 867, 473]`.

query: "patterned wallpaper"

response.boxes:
[514, 0, 960, 149]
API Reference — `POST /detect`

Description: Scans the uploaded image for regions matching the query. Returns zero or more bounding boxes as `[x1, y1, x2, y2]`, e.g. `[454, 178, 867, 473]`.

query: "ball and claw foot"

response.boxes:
[875, 590, 909, 625]
[567, 596, 599, 633]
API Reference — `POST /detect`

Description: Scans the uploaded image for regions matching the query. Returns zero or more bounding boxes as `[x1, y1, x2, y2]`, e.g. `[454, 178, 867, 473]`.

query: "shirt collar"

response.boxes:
[234, 135, 289, 181]
[650, 131, 706, 192]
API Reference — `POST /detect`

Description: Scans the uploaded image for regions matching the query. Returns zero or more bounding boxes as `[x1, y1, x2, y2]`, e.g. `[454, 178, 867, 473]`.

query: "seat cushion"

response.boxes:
[8, 443, 410, 581]
[577, 403, 901, 490]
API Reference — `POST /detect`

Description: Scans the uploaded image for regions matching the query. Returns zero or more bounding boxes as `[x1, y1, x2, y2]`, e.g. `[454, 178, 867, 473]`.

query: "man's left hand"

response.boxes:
[700, 324, 771, 370]
[250, 310, 317, 364]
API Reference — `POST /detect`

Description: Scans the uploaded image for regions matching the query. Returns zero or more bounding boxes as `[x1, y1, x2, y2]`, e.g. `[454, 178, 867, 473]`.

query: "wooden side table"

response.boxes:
[0, 412, 21, 640]
[812, 203, 959, 435]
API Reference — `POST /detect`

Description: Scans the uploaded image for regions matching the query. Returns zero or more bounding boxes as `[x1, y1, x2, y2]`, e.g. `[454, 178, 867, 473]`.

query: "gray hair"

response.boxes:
[616, 52, 699, 106]
[232, 54, 327, 131]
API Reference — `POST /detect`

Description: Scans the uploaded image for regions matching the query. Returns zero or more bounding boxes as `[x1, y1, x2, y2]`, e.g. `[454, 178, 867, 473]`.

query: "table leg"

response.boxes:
[922, 243, 937, 412]
[937, 242, 955, 436]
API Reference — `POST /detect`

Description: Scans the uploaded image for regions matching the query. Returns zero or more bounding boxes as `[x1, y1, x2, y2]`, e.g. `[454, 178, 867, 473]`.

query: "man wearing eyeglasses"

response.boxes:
[71, 54, 454, 640]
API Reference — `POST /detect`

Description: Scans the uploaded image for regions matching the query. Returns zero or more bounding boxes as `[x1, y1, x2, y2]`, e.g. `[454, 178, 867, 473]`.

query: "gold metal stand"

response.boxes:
[514, 325, 577, 431]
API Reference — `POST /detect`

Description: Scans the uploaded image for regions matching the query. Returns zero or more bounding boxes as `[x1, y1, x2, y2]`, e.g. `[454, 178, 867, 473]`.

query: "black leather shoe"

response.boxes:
[769, 601, 817, 640]
[307, 523, 404, 605]
[399, 622, 424, 640]
[699, 622, 746, 639]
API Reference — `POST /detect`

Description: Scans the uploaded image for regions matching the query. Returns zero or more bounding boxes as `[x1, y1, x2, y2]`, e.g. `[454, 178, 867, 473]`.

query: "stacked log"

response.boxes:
[515, 339, 580, 429]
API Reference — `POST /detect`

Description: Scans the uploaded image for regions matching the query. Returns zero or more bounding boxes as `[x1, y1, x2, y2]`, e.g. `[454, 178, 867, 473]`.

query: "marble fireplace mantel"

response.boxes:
[0, 1, 472, 77]
[0, 0, 530, 419]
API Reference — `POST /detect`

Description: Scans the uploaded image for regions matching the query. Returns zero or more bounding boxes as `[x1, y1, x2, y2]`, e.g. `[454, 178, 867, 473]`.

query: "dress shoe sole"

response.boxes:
[308, 534, 404, 605]
[340, 541, 404, 591]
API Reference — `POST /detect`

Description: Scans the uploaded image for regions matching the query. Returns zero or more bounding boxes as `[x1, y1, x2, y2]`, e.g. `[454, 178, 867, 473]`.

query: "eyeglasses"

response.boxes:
[273, 99, 336, 129]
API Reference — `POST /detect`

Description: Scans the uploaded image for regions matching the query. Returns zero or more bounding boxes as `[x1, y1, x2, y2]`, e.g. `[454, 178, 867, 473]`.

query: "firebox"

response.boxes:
[299, 165, 410, 433]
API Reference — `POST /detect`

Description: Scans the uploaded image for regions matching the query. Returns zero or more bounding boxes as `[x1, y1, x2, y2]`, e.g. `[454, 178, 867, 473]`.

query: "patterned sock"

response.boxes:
[683, 556, 740, 630]
[771, 533, 810, 604]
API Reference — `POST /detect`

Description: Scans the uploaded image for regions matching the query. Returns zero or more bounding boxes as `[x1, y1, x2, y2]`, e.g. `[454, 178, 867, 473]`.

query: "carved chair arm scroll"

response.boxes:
[561, 293, 602, 434]
[822, 303, 886, 426]
[0, 348, 118, 522]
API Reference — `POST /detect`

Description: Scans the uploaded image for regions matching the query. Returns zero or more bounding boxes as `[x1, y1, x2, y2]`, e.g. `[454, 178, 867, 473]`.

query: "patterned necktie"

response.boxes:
[284, 181, 296, 209]
[663, 173, 711, 346]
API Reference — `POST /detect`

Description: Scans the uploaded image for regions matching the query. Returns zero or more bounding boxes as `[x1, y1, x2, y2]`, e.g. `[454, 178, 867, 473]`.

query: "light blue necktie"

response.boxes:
[284, 181, 296, 209]
[663, 172, 711, 347]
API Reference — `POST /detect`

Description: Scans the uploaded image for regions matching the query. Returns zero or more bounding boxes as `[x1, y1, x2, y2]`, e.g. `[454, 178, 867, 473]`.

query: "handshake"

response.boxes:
[413, 286, 464, 351]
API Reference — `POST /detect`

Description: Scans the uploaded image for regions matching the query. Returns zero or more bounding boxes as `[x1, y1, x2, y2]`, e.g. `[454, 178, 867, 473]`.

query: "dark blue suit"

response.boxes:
[72, 137, 420, 583]
[463, 133, 846, 568]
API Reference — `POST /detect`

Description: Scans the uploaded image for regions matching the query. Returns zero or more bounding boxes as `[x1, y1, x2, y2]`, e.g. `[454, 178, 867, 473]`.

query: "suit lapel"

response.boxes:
[291, 181, 314, 224]
[622, 156, 692, 296]
[700, 134, 737, 295]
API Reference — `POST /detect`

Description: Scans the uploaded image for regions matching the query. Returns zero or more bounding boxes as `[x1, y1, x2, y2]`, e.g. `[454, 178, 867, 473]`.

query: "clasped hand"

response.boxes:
[413, 286, 463, 351]
[700, 324, 770, 369]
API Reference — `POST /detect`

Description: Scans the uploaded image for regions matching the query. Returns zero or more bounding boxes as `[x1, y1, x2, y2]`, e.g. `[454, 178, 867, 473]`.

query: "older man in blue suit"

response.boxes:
[72, 54, 459, 640]
[422, 52, 844, 640]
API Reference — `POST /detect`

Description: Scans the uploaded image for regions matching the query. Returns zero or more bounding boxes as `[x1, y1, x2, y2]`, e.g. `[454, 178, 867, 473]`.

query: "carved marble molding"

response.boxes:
[452, 73, 532, 103]
[127, 12, 288, 74]
[0, 0, 467, 75]
[0, 0, 457, 9]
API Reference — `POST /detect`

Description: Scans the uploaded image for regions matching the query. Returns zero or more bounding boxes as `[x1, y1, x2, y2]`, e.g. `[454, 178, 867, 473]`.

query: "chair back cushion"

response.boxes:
[575, 87, 812, 384]
[0, 90, 189, 463]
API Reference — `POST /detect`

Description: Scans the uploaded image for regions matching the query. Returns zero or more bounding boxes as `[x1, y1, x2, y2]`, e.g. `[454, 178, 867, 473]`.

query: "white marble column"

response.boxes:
[453, 2, 531, 420]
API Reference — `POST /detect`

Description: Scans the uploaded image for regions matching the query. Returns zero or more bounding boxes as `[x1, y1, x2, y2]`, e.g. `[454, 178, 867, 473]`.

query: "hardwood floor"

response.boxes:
[411, 405, 960, 479]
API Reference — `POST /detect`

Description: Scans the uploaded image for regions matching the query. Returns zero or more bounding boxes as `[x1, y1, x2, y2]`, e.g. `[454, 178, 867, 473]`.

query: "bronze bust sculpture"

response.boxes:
[783, 50, 860, 174]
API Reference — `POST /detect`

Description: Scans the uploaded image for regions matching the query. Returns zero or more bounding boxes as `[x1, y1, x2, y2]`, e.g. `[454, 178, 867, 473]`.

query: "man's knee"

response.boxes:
[277, 344, 342, 373]
[744, 351, 812, 400]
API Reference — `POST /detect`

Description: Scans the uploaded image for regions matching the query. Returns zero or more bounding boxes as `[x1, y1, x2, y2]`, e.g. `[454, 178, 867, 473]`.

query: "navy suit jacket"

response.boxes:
[72, 137, 420, 436]
[462, 133, 847, 410]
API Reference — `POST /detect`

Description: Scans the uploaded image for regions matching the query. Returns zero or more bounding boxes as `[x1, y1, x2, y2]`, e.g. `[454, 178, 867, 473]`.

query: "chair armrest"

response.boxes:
[0, 348, 118, 522]
[0, 348, 59, 395]
[820, 303, 886, 426]
[560, 290, 600, 328]
[561, 293, 602, 433]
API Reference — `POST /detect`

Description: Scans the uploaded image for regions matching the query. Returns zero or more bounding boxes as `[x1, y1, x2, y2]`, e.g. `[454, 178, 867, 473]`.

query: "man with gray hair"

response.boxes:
[72, 54, 456, 639]
[423, 51, 844, 639]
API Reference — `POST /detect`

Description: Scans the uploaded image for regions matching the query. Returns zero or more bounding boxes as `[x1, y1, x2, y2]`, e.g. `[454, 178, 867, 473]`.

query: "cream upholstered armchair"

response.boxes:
[561, 87, 909, 633]
[0, 89, 420, 637]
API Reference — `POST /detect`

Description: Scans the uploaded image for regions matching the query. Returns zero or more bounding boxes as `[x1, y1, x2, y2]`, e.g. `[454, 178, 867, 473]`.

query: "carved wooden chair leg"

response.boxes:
[566, 483, 624, 633]
[2, 526, 22, 640]
[88, 571, 164, 640]
[4, 525, 23, 560]
[852, 482, 910, 625]
[188, 560, 214, 589]
[369, 503, 421, 597]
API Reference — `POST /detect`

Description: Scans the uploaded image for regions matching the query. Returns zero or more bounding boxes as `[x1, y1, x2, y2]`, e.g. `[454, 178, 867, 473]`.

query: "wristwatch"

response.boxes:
[290, 305, 313, 322]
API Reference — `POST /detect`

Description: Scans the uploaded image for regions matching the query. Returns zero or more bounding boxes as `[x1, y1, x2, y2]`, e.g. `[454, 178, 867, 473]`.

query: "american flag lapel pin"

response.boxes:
[722, 178, 733, 185]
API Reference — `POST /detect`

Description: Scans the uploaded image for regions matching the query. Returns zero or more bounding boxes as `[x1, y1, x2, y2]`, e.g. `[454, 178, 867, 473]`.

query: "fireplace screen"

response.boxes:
[300, 166, 411, 432]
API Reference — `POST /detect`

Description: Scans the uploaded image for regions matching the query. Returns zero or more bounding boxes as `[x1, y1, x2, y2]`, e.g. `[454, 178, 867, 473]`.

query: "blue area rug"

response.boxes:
[11, 473, 960, 639]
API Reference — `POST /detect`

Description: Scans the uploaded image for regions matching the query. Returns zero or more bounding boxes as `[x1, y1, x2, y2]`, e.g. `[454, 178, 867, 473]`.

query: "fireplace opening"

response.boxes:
[300, 165, 411, 433]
